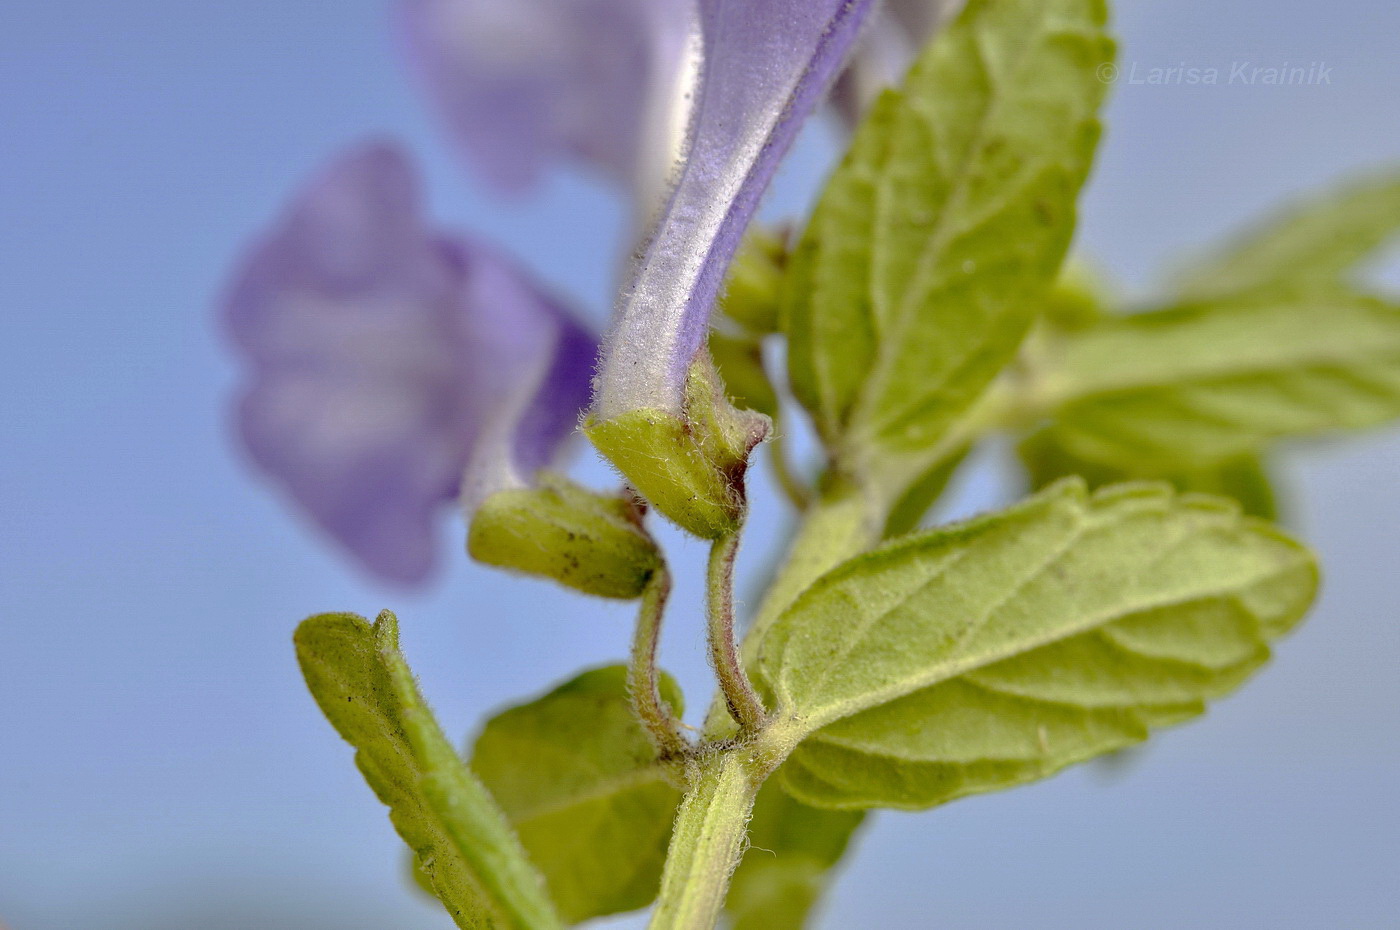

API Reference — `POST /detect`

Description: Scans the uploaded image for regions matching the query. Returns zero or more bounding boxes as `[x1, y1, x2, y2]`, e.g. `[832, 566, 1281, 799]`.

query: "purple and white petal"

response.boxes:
[834, 0, 963, 124]
[224, 142, 595, 583]
[397, 0, 695, 200]
[450, 237, 597, 512]
[830, 13, 916, 126]
[593, 0, 875, 420]
[887, 0, 965, 48]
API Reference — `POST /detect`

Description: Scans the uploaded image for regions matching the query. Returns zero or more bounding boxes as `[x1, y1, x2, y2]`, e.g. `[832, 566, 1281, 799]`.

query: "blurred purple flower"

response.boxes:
[592, 0, 875, 420]
[224, 0, 882, 579]
[397, 0, 696, 201]
[223, 142, 595, 584]
[834, 0, 962, 125]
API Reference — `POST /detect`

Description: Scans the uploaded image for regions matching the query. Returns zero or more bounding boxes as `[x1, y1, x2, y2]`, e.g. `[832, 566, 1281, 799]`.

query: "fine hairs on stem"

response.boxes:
[628, 566, 690, 759]
[706, 530, 768, 733]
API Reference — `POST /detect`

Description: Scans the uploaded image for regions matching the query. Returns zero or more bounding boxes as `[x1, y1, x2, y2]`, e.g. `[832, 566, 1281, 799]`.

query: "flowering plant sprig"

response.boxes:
[224, 0, 1400, 926]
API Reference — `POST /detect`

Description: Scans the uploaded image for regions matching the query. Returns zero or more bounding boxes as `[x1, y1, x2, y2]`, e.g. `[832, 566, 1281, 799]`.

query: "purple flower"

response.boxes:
[223, 142, 595, 584]
[835, 0, 962, 124]
[886, 0, 963, 48]
[592, 0, 875, 421]
[397, 0, 697, 201]
[225, 0, 880, 572]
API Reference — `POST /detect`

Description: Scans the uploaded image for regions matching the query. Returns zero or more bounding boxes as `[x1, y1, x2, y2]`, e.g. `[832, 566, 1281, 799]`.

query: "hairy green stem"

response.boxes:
[647, 748, 765, 930]
[744, 479, 881, 653]
[628, 568, 689, 759]
[767, 429, 813, 511]
[703, 389, 1018, 732]
[739, 384, 1019, 653]
[707, 532, 768, 732]
[699, 481, 881, 741]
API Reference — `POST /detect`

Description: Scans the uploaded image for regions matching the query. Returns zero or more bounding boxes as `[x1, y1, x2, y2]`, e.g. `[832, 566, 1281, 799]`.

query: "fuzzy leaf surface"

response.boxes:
[295, 611, 561, 929]
[471, 666, 682, 923]
[755, 481, 1317, 810]
[785, 0, 1112, 496]
[1035, 295, 1400, 468]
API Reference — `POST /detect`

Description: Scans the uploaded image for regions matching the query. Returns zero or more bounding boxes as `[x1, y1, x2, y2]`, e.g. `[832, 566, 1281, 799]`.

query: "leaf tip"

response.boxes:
[372, 609, 401, 649]
[293, 611, 371, 660]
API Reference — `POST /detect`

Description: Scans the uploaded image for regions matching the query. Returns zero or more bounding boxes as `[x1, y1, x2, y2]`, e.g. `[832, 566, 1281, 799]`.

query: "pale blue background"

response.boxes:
[3, 1, 1399, 927]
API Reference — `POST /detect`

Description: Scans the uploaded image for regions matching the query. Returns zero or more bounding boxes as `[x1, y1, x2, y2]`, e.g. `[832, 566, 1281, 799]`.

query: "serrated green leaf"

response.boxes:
[1032, 294, 1400, 468]
[294, 612, 562, 930]
[470, 666, 683, 924]
[1175, 168, 1400, 301]
[726, 783, 864, 930]
[1018, 427, 1279, 520]
[881, 445, 971, 538]
[785, 0, 1112, 498]
[755, 480, 1316, 810]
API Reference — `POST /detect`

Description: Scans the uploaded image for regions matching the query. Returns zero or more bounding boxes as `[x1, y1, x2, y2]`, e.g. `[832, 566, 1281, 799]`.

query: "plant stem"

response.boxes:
[629, 567, 689, 759]
[767, 429, 813, 511]
[742, 478, 881, 655]
[647, 747, 764, 930]
[738, 385, 1019, 659]
[707, 532, 768, 733]
[698, 481, 881, 742]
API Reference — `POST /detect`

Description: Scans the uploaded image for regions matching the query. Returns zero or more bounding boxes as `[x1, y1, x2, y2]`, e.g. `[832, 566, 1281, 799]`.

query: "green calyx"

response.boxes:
[587, 356, 770, 540]
[468, 474, 661, 599]
[708, 330, 780, 419]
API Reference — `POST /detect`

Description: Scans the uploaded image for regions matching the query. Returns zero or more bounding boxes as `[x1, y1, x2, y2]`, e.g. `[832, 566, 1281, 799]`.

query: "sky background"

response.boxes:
[3, 1, 1399, 927]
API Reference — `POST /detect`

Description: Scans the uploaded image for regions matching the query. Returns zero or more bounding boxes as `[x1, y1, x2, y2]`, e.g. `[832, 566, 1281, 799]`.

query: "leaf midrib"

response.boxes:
[779, 506, 1301, 734]
[851, 6, 1094, 440]
[1041, 305, 1400, 405]
[508, 765, 671, 826]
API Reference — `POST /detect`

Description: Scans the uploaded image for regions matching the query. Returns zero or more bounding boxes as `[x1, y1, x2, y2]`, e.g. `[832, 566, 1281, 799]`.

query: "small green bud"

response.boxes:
[1041, 262, 1111, 333]
[468, 474, 661, 599]
[717, 227, 788, 335]
[586, 356, 770, 540]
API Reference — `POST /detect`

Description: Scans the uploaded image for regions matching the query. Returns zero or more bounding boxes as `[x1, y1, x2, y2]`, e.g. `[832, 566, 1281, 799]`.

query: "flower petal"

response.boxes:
[224, 142, 594, 583]
[888, 0, 965, 46]
[834, 0, 963, 125]
[593, 0, 875, 420]
[397, 0, 694, 196]
[450, 238, 597, 512]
